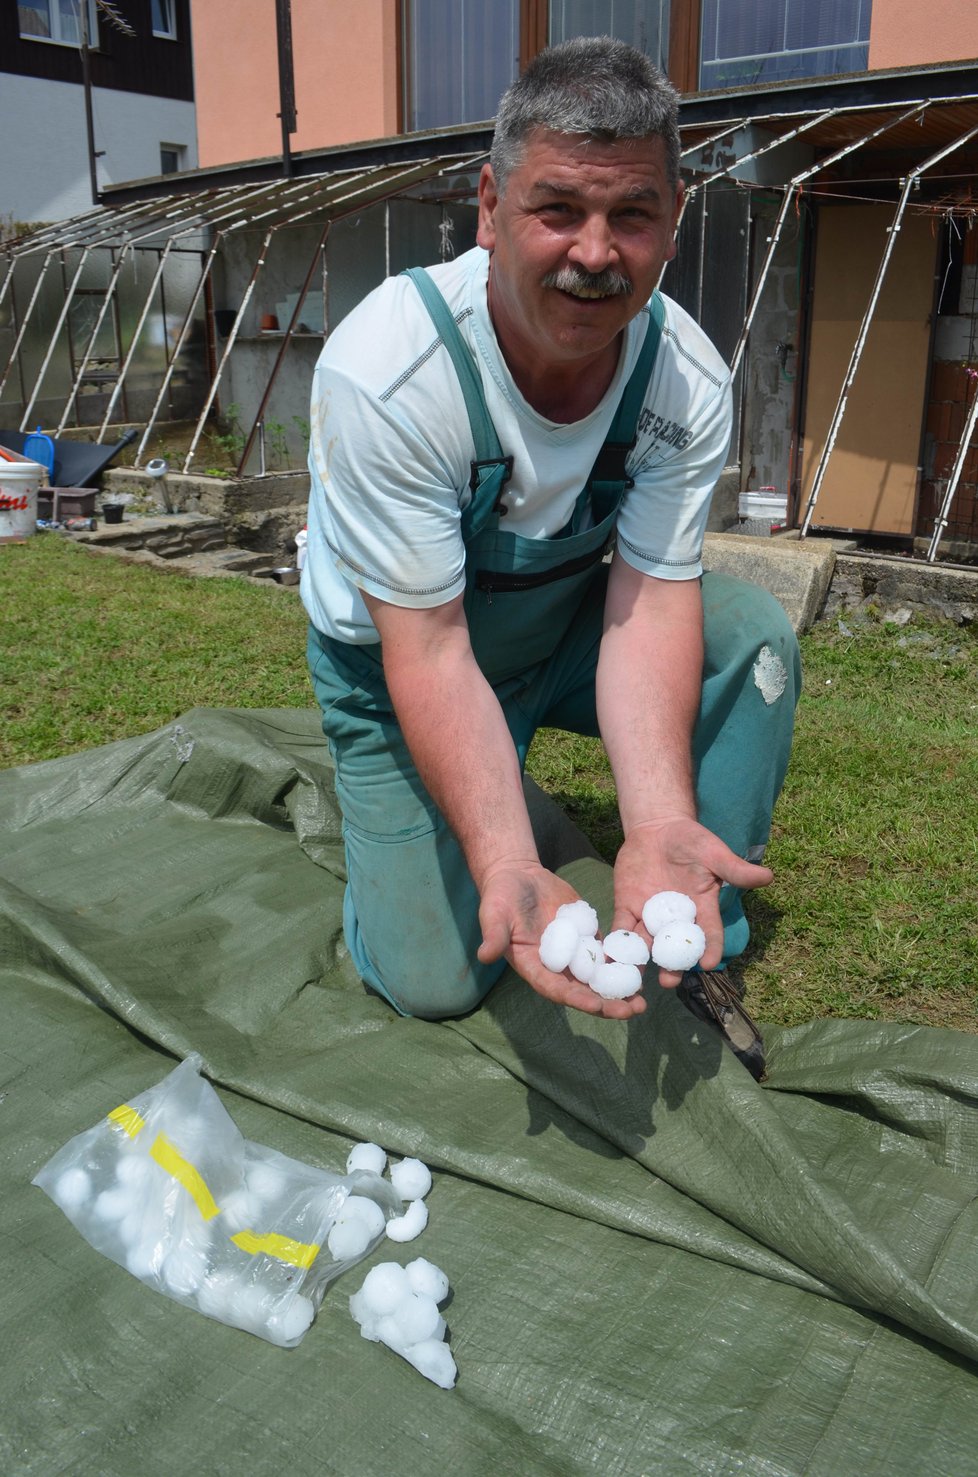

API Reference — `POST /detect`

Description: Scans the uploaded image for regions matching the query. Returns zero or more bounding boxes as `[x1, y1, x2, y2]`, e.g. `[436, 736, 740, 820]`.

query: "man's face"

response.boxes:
[477, 127, 683, 376]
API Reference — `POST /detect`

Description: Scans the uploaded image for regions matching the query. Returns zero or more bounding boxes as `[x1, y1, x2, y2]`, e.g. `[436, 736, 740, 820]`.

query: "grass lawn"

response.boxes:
[3, 534, 977, 1032]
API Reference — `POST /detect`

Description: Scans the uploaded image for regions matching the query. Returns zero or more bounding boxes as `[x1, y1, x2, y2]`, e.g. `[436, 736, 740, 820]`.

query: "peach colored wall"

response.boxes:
[869, 0, 978, 70]
[193, 0, 400, 169]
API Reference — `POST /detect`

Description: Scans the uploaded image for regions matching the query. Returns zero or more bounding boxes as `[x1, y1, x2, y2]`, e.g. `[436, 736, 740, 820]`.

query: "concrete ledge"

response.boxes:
[825, 549, 978, 625]
[702, 531, 836, 633]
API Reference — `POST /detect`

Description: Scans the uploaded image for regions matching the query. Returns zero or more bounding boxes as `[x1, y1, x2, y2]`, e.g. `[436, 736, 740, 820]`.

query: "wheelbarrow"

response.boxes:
[0, 427, 138, 487]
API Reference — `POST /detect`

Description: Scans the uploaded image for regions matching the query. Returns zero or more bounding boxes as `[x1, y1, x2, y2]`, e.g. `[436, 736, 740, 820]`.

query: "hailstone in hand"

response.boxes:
[590, 960, 643, 999]
[603, 929, 650, 967]
[642, 891, 697, 935]
[569, 936, 601, 985]
[556, 899, 600, 938]
[650, 920, 707, 971]
[538, 916, 580, 973]
[538, 897, 647, 1000]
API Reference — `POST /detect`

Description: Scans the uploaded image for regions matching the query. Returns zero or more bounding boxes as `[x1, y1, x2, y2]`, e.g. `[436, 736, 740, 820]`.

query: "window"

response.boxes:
[699, 0, 871, 90]
[549, 1, 669, 72]
[160, 144, 185, 175]
[403, 0, 520, 132]
[18, 0, 98, 45]
[151, 0, 177, 39]
[403, 1, 671, 133]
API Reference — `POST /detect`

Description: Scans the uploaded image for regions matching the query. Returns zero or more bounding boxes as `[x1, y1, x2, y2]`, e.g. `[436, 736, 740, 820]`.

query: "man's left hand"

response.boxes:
[611, 817, 773, 987]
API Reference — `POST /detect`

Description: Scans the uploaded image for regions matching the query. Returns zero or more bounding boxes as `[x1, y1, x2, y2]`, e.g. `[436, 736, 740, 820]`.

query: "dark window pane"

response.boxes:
[549, 0, 670, 71]
[18, 2, 52, 39]
[700, 0, 871, 88]
[405, 0, 519, 132]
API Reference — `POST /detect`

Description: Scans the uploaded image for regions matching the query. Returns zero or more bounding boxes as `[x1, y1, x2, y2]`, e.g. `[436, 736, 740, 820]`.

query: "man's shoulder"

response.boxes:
[655, 292, 731, 394]
[318, 247, 485, 395]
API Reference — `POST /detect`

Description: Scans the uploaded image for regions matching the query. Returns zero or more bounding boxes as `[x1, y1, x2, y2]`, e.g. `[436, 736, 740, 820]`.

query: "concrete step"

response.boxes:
[703, 531, 836, 633]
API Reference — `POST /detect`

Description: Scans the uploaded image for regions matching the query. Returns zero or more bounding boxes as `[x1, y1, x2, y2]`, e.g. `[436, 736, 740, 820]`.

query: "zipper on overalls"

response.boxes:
[474, 542, 612, 597]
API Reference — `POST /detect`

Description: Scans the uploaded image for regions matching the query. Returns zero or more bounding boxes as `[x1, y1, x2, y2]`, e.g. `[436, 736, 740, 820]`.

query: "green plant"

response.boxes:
[265, 417, 291, 469]
[210, 403, 245, 467]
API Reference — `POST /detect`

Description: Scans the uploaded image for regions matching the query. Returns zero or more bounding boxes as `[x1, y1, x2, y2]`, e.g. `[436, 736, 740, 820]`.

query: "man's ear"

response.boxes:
[476, 163, 499, 252]
[664, 179, 685, 265]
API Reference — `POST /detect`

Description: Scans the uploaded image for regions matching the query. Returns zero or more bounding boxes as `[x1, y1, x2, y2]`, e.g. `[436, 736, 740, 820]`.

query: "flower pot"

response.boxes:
[103, 502, 125, 524]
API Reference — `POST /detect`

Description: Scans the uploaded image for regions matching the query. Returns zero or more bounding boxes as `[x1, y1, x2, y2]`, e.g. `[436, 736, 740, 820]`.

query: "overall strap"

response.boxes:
[402, 268, 512, 541]
[574, 290, 666, 530]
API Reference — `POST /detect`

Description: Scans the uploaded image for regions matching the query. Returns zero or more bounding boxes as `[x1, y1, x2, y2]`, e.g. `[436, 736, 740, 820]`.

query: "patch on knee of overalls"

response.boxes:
[753, 644, 788, 705]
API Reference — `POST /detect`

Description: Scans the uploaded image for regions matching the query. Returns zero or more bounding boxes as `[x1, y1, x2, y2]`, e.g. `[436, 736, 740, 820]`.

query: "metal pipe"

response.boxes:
[183, 227, 275, 473]
[19, 246, 92, 430]
[801, 116, 978, 537]
[926, 376, 978, 560]
[679, 119, 750, 162]
[0, 250, 55, 401]
[56, 243, 133, 434]
[729, 102, 929, 380]
[236, 222, 331, 475]
[687, 109, 837, 192]
[132, 169, 389, 470]
[97, 239, 175, 439]
[0, 256, 16, 315]
[134, 241, 220, 466]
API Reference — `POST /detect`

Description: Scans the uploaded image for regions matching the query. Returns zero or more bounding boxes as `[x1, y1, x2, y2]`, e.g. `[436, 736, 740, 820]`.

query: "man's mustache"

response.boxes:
[542, 265, 634, 297]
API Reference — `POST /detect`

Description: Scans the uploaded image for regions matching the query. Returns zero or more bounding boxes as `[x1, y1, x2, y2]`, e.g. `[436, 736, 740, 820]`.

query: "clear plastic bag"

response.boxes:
[32, 1054, 401, 1347]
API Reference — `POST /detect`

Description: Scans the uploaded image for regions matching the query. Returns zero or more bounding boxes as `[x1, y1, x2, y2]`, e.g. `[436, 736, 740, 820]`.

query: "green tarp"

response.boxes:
[3, 708, 978, 1475]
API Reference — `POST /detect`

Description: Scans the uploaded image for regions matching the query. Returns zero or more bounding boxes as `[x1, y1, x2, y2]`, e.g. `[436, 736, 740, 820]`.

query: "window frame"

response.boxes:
[159, 143, 185, 175]
[151, 0, 178, 41]
[17, 0, 100, 48]
[698, 0, 871, 91]
[401, 0, 681, 132]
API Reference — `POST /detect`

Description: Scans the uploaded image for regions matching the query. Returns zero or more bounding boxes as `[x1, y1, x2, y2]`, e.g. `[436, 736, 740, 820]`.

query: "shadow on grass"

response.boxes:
[741, 891, 785, 963]
[545, 789, 623, 865]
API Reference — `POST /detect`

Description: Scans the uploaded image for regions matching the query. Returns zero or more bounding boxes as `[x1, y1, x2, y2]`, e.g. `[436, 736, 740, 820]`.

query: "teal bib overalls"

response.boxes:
[307, 272, 800, 1019]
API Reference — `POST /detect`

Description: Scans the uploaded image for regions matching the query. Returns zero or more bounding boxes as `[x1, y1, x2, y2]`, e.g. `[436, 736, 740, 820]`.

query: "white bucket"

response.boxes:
[0, 456, 44, 542]
[738, 487, 788, 526]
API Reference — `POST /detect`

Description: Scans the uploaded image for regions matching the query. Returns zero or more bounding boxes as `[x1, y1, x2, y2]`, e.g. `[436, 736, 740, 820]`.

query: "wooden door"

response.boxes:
[799, 203, 937, 535]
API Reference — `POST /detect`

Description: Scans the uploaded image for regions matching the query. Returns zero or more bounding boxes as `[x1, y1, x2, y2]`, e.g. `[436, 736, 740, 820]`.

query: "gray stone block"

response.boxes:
[702, 531, 836, 633]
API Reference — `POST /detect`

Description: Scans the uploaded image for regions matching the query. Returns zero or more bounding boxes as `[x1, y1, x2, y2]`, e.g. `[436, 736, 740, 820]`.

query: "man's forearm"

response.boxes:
[391, 656, 537, 886]
[364, 594, 537, 889]
[596, 558, 703, 832]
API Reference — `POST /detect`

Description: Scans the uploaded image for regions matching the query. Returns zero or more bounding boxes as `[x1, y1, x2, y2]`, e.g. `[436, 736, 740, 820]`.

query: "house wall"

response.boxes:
[868, 0, 978, 70]
[1, 0, 194, 99]
[0, 74, 197, 225]
[193, 0, 400, 169]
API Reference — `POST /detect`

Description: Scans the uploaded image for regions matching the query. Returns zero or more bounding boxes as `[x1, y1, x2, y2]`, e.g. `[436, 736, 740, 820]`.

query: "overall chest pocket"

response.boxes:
[464, 536, 612, 685]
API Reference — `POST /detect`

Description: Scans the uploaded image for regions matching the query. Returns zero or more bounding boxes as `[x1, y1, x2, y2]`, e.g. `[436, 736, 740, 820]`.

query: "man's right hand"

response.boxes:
[476, 862, 647, 1020]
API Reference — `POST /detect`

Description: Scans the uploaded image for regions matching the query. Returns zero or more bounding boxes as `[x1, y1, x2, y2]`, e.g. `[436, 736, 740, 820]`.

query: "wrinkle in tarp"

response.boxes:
[3, 707, 978, 1476]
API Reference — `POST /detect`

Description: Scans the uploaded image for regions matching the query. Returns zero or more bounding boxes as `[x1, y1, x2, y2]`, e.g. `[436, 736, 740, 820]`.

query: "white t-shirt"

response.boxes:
[301, 247, 731, 643]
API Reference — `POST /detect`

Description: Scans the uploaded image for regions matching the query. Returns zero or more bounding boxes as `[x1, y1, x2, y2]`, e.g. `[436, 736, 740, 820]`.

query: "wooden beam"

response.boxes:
[668, 0, 700, 94]
[520, 0, 548, 71]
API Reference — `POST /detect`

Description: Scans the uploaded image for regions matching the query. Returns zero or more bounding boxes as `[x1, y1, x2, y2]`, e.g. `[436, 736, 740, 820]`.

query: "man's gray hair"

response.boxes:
[490, 36, 681, 193]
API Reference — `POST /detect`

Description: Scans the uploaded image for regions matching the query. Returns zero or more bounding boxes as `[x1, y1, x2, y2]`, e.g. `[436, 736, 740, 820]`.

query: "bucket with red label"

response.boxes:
[0, 455, 45, 542]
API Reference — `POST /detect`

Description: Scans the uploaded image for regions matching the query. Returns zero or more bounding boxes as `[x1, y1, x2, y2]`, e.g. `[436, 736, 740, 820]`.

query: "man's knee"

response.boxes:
[701, 571, 801, 703]
[350, 905, 504, 1020]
